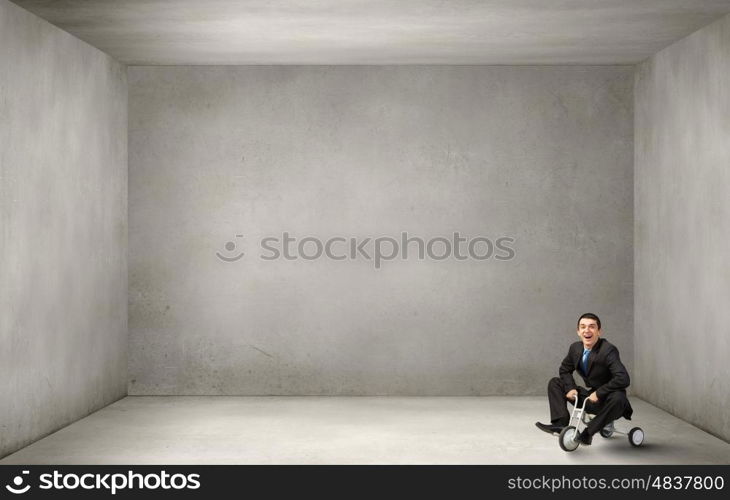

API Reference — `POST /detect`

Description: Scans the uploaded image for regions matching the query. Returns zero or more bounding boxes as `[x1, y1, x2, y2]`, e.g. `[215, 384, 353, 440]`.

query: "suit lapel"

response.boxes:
[586, 338, 602, 375]
[574, 343, 583, 372]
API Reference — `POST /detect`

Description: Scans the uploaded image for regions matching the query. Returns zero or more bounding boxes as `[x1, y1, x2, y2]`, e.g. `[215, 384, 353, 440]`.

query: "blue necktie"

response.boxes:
[582, 349, 590, 374]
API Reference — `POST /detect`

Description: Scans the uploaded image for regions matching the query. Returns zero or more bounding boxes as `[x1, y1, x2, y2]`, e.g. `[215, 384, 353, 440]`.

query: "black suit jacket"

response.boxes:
[559, 337, 633, 419]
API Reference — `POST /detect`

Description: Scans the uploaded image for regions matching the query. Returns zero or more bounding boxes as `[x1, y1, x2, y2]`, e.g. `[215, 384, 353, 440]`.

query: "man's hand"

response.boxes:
[565, 389, 577, 401]
[588, 391, 599, 403]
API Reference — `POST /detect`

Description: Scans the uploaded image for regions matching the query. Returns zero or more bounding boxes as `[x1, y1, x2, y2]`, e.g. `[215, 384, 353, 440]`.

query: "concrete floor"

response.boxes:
[2, 397, 729, 464]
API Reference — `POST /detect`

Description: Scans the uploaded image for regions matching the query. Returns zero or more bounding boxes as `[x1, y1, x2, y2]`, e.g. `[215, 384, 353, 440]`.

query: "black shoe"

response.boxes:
[535, 422, 565, 435]
[576, 430, 593, 445]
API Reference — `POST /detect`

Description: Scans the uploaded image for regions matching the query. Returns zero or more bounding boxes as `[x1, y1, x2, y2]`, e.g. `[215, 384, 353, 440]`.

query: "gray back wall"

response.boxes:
[129, 66, 633, 395]
[635, 14, 730, 442]
[0, 0, 127, 458]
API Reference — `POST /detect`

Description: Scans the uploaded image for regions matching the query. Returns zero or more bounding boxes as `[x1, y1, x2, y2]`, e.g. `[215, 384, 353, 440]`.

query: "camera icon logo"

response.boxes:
[5, 470, 31, 494]
[216, 234, 245, 262]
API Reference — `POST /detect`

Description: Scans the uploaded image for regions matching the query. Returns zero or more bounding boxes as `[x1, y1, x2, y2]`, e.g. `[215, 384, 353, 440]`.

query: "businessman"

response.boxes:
[535, 313, 633, 445]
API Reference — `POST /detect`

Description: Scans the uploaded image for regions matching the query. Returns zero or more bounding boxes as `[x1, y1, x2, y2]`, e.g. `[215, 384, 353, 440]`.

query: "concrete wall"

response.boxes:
[0, 0, 128, 458]
[635, 14, 730, 442]
[129, 65, 634, 395]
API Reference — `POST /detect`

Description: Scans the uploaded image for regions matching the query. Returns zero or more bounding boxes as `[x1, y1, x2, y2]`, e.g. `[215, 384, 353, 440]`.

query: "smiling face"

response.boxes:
[577, 317, 601, 350]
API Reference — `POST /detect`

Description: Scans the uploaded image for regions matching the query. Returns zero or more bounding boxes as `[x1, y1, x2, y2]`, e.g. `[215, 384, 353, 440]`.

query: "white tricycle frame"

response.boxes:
[558, 394, 645, 451]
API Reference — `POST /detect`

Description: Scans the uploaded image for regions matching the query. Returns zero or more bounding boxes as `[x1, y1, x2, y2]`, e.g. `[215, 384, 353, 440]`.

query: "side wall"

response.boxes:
[0, 0, 128, 458]
[128, 65, 634, 395]
[635, 13, 730, 441]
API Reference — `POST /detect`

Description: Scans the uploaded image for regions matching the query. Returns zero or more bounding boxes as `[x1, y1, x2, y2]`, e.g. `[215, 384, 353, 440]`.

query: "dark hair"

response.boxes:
[577, 313, 601, 330]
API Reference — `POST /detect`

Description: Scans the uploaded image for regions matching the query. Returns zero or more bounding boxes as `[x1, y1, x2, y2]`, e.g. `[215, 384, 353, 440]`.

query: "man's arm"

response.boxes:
[559, 348, 577, 392]
[595, 346, 630, 400]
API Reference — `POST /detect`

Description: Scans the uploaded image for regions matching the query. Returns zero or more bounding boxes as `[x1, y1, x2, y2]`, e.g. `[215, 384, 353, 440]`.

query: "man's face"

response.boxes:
[577, 318, 601, 349]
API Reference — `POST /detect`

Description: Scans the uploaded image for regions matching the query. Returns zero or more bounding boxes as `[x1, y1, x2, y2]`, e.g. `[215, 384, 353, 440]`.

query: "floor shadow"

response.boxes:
[557, 436, 707, 464]
[597, 438, 699, 459]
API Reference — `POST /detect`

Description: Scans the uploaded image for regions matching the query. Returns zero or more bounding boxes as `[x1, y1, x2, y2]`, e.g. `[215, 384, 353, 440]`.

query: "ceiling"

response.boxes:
[10, 0, 730, 65]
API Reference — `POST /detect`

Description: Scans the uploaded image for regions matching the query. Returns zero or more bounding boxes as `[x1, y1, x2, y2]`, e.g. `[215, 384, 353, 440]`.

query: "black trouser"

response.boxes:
[547, 377, 629, 435]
